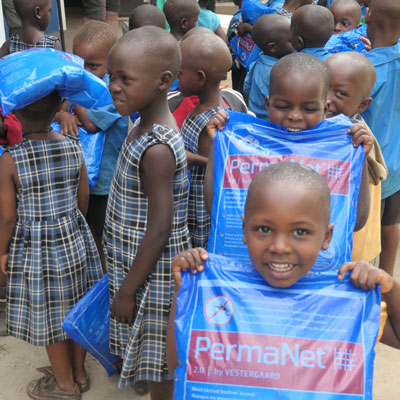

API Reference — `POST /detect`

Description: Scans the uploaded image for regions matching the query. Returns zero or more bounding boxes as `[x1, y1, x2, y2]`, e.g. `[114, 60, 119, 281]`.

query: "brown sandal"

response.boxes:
[26, 375, 81, 400]
[36, 366, 90, 393]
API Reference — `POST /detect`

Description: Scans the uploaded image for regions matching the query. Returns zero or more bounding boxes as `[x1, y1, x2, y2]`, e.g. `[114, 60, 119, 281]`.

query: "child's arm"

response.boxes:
[215, 25, 229, 45]
[237, 22, 253, 37]
[0, 152, 17, 276]
[77, 160, 90, 217]
[186, 151, 208, 167]
[338, 261, 400, 349]
[348, 123, 373, 231]
[54, 101, 81, 136]
[166, 248, 209, 375]
[110, 144, 177, 324]
[73, 105, 100, 134]
[0, 39, 11, 58]
[204, 110, 230, 215]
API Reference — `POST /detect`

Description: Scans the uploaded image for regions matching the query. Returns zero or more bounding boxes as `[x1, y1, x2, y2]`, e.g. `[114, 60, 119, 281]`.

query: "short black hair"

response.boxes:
[270, 52, 330, 98]
[163, 0, 200, 29]
[128, 4, 167, 30]
[245, 162, 331, 225]
[13, 0, 50, 20]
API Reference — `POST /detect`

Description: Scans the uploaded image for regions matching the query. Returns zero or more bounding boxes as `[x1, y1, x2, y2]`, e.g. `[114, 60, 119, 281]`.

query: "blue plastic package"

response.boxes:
[325, 25, 367, 55]
[0, 147, 3, 156]
[207, 111, 364, 273]
[174, 253, 381, 399]
[241, 0, 274, 25]
[230, 34, 262, 71]
[63, 274, 122, 376]
[51, 122, 106, 187]
[0, 48, 113, 114]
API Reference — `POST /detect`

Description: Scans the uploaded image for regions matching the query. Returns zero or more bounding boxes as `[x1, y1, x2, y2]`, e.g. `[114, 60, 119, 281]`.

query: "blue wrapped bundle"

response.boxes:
[0, 48, 112, 114]
[325, 25, 367, 55]
[230, 34, 262, 71]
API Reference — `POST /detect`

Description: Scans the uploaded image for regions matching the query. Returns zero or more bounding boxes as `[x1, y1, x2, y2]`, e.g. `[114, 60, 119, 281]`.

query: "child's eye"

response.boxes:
[336, 90, 347, 98]
[293, 228, 308, 236]
[86, 63, 98, 70]
[257, 226, 271, 234]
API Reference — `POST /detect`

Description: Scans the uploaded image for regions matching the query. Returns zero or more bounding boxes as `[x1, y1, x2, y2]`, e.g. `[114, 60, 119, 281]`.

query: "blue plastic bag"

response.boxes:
[207, 111, 364, 273]
[0, 147, 3, 156]
[0, 48, 112, 114]
[325, 25, 367, 55]
[51, 122, 106, 187]
[230, 34, 262, 71]
[63, 274, 121, 376]
[241, 0, 274, 25]
[174, 253, 381, 399]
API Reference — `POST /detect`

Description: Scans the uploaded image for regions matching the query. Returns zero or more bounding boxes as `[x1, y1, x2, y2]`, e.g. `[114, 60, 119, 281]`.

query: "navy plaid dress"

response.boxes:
[181, 107, 221, 248]
[9, 31, 60, 53]
[103, 125, 190, 387]
[6, 137, 103, 346]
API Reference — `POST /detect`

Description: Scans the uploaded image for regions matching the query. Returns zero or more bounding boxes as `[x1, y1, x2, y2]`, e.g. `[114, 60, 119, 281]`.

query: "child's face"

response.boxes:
[242, 181, 333, 288]
[330, 3, 360, 34]
[108, 44, 162, 116]
[265, 72, 326, 131]
[325, 60, 367, 118]
[73, 42, 108, 79]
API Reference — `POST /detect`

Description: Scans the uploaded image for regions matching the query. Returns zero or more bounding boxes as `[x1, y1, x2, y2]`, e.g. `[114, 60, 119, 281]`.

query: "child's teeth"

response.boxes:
[269, 263, 295, 272]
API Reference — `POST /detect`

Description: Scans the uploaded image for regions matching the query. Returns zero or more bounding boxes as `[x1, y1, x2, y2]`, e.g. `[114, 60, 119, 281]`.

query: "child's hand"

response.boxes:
[206, 110, 229, 140]
[59, 111, 81, 137]
[172, 248, 209, 290]
[359, 36, 371, 52]
[338, 261, 395, 294]
[237, 22, 253, 37]
[0, 254, 8, 276]
[110, 285, 136, 325]
[348, 123, 373, 155]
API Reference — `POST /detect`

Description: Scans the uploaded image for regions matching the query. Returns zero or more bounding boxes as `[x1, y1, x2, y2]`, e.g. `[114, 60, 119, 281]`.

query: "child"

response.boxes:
[168, 162, 400, 374]
[56, 21, 129, 271]
[243, 14, 293, 121]
[103, 26, 191, 399]
[361, 0, 400, 276]
[122, 4, 167, 34]
[204, 53, 372, 231]
[329, 0, 361, 34]
[0, 0, 61, 57]
[178, 33, 246, 248]
[290, 4, 334, 61]
[0, 90, 103, 399]
[163, 0, 200, 41]
[197, 0, 229, 44]
[325, 52, 387, 264]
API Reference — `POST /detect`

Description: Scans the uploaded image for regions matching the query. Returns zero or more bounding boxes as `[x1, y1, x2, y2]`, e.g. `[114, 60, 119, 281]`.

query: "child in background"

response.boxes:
[163, 0, 200, 41]
[57, 21, 129, 271]
[361, 0, 400, 277]
[103, 27, 190, 399]
[325, 51, 387, 263]
[329, 0, 361, 34]
[204, 53, 372, 232]
[168, 162, 400, 375]
[178, 33, 246, 248]
[197, 0, 229, 44]
[290, 4, 334, 61]
[0, 0, 61, 56]
[122, 4, 167, 34]
[243, 14, 293, 121]
[0, 91, 102, 400]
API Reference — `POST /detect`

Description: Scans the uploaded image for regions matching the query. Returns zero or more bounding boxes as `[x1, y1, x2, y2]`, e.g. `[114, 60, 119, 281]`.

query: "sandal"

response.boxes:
[26, 375, 81, 400]
[36, 366, 90, 393]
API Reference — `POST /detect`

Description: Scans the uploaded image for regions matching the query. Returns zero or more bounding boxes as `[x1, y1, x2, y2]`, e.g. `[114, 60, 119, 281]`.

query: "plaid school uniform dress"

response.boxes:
[181, 107, 221, 248]
[8, 31, 60, 53]
[6, 137, 103, 346]
[103, 124, 190, 387]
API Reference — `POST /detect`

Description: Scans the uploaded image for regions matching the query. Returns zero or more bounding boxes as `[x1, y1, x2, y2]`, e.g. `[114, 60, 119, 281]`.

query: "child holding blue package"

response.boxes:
[329, 0, 361, 34]
[0, 89, 103, 399]
[0, 0, 61, 56]
[56, 21, 129, 271]
[168, 162, 400, 376]
[360, 0, 400, 277]
[103, 26, 191, 399]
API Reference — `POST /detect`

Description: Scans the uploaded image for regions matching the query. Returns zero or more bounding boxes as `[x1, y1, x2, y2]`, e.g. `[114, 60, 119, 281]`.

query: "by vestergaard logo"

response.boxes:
[235, 134, 260, 152]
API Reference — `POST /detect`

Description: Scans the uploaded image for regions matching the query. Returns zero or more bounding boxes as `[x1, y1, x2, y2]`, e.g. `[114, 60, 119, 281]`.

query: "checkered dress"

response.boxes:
[6, 137, 103, 346]
[9, 31, 60, 53]
[181, 107, 221, 248]
[103, 125, 190, 387]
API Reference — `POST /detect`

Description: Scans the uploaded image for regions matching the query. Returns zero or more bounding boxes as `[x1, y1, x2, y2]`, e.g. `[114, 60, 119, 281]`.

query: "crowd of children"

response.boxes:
[0, 0, 400, 399]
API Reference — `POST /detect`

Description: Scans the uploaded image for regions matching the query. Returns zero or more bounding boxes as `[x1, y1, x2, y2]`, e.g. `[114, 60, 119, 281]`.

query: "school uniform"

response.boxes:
[8, 31, 59, 53]
[103, 125, 191, 387]
[361, 43, 400, 200]
[300, 47, 333, 61]
[244, 53, 277, 121]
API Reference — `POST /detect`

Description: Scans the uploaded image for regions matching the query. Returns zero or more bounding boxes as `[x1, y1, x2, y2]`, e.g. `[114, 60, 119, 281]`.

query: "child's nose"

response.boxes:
[269, 234, 291, 254]
[109, 81, 121, 94]
[288, 108, 302, 121]
[334, 23, 343, 33]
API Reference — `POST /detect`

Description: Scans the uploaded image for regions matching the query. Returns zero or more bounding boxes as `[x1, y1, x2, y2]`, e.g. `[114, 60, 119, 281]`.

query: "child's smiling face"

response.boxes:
[242, 180, 333, 288]
[265, 71, 327, 132]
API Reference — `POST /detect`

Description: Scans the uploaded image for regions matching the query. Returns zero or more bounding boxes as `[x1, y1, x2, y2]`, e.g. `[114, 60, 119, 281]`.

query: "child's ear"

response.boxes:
[266, 42, 276, 54]
[294, 36, 304, 51]
[34, 6, 42, 20]
[321, 223, 334, 251]
[356, 97, 373, 114]
[159, 71, 174, 91]
[181, 18, 189, 32]
[197, 70, 206, 86]
[365, 7, 372, 24]
[241, 214, 248, 244]
[264, 96, 270, 113]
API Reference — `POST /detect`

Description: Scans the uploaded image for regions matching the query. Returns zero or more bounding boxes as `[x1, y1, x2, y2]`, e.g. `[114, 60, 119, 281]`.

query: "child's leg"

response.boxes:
[45, 340, 76, 392]
[70, 340, 87, 381]
[380, 223, 399, 276]
[149, 380, 174, 400]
